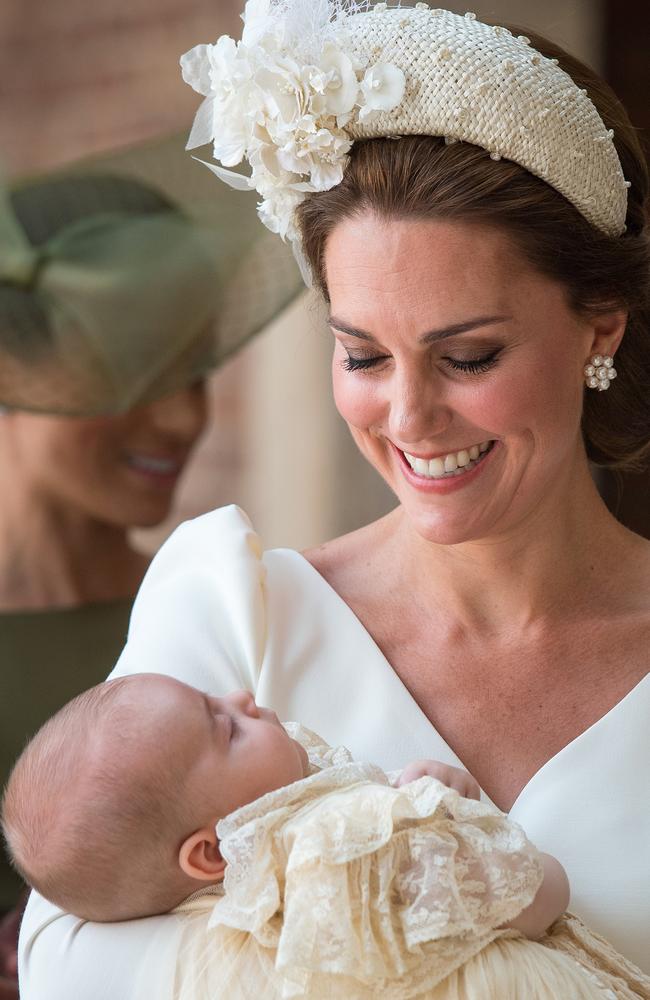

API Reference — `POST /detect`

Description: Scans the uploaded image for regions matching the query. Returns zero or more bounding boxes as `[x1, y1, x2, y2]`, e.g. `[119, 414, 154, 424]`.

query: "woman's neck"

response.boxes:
[392, 459, 637, 636]
[0, 490, 149, 611]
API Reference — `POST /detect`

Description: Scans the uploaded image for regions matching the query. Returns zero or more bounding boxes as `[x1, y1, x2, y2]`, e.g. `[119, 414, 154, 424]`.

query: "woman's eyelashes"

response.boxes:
[340, 349, 501, 375]
[341, 354, 386, 372]
[443, 351, 501, 374]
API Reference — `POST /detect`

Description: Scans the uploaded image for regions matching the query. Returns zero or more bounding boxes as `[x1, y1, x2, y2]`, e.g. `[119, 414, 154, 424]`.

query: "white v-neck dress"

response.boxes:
[18, 506, 650, 998]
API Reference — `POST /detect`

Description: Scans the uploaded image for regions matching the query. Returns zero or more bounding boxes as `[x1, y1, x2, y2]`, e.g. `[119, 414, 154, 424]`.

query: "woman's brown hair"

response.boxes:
[296, 28, 650, 470]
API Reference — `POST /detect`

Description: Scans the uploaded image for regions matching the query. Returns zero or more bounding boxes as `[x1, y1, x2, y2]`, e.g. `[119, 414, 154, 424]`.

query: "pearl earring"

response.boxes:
[584, 355, 617, 391]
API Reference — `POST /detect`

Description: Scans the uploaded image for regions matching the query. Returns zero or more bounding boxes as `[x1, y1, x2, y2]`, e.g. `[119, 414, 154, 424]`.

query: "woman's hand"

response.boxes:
[396, 759, 481, 799]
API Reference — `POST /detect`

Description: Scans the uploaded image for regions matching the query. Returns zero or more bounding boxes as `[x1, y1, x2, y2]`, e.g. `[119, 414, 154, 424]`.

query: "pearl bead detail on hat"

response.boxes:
[343, 8, 628, 237]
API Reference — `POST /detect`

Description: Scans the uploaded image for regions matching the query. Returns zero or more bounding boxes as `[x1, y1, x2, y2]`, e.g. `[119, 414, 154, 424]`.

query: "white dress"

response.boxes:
[18, 506, 650, 999]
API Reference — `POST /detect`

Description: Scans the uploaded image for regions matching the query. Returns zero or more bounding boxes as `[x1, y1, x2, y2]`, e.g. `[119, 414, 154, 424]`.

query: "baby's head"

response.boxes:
[1, 674, 309, 922]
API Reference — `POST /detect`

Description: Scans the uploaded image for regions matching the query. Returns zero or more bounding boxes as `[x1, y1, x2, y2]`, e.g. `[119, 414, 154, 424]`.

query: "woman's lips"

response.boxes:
[392, 439, 499, 493]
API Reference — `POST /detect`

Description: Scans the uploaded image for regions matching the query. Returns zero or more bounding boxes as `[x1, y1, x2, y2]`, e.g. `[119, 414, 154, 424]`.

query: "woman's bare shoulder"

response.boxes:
[302, 510, 399, 591]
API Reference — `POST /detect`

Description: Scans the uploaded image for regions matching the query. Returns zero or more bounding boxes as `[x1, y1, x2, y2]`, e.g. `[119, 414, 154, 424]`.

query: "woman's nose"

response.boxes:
[140, 381, 208, 443]
[387, 371, 452, 444]
[223, 690, 259, 718]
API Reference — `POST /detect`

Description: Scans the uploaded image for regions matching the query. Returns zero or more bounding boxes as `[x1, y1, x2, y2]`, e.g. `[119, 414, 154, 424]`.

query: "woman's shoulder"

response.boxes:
[303, 508, 400, 594]
[146, 504, 261, 569]
[111, 506, 269, 692]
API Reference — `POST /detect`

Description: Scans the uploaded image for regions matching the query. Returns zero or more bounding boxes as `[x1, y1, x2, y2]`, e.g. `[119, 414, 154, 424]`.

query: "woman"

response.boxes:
[0, 164, 300, 997]
[18, 4, 650, 997]
[0, 172, 213, 997]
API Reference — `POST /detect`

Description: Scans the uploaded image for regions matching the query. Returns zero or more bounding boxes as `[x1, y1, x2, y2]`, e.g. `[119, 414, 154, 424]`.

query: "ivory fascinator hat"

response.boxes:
[181, 0, 630, 280]
[0, 134, 302, 416]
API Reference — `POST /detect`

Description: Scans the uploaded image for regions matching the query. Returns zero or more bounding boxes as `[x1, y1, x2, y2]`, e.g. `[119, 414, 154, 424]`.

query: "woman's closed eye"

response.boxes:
[341, 353, 387, 372]
[443, 350, 501, 375]
[340, 349, 501, 375]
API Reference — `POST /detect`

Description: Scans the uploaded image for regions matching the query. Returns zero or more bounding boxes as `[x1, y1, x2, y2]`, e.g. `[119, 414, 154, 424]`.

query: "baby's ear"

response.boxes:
[178, 828, 226, 882]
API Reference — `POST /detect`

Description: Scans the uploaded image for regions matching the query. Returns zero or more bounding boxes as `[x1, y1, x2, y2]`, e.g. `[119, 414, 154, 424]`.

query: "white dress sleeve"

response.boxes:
[111, 504, 267, 693]
[18, 505, 268, 1000]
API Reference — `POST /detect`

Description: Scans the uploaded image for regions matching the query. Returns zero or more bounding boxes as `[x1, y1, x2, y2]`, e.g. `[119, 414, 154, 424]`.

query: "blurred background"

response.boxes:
[1, 0, 648, 553]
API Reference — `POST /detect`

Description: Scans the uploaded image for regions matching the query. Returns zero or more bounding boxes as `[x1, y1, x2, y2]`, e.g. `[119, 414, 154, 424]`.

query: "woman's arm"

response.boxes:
[20, 895, 186, 1000]
[19, 507, 268, 999]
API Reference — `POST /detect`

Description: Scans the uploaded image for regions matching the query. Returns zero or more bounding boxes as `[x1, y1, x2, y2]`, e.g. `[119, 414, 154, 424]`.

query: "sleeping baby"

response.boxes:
[2, 674, 648, 999]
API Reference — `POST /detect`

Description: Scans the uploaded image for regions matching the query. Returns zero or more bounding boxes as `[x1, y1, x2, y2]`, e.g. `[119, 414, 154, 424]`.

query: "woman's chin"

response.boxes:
[401, 501, 501, 547]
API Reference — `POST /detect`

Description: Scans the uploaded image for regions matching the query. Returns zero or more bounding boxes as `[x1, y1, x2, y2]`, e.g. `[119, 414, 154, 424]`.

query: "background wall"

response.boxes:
[0, 0, 243, 174]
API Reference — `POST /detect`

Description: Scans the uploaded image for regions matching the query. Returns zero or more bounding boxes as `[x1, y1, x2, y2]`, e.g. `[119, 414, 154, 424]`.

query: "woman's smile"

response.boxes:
[325, 213, 606, 543]
[391, 439, 499, 493]
[122, 450, 188, 490]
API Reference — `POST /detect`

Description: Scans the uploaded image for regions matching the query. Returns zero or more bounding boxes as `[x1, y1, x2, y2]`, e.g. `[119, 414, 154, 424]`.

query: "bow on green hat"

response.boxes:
[0, 140, 302, 416]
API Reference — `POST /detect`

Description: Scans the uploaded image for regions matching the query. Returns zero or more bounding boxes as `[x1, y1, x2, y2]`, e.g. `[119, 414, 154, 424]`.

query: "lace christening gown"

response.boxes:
[169, 725, 649, 1000]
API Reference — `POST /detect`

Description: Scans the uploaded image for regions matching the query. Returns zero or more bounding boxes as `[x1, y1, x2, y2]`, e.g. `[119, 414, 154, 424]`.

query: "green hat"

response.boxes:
[0, 134, 303, 415]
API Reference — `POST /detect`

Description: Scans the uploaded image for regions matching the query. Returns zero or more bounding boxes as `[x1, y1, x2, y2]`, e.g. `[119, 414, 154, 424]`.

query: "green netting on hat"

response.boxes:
[0, 134, 303, 415]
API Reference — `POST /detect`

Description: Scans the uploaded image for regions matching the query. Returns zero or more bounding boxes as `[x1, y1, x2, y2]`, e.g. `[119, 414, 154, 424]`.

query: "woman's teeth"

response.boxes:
[403, 441, 493, 479]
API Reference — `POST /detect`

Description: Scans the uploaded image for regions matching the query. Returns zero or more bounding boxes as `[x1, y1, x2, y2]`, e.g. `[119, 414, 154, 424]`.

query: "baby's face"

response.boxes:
[124, 674, 309, 824]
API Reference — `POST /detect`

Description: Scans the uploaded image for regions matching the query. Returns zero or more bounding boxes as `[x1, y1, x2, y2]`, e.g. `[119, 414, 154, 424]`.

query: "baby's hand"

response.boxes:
[396, 759, 481, 800]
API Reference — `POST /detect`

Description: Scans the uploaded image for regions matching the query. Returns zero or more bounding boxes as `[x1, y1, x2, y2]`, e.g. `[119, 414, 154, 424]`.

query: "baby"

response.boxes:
[1, 673, 561, 927]
[2, 675, 647, 999]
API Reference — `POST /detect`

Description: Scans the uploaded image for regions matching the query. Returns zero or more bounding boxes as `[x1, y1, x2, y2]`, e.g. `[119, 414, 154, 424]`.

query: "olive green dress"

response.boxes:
[0, 598, 133, 911]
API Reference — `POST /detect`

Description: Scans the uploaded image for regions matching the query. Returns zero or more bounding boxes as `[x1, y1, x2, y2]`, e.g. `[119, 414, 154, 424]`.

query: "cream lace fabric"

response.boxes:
[170, 724, 650, 999]
[174, 724, 544, 998]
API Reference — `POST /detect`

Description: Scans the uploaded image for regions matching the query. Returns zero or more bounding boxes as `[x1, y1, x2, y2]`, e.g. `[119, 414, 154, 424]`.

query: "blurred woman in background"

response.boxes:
[0, 169, 300, 996]
[0, 174, 213, 976]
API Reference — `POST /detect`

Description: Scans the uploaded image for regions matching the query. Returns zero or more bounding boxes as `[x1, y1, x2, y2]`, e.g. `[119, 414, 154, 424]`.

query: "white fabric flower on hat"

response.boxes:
[256, 57, 310, 127]
[258, 186, 304, 240]
[179, 43, 213, 96]
[359, 63, 407, 121]
[183, 36, 255, 166]
[312, 45, 360, 117]
[276, 127, 351, 188]
[241, 0, 273, 46]
[180, 0, 407, 262]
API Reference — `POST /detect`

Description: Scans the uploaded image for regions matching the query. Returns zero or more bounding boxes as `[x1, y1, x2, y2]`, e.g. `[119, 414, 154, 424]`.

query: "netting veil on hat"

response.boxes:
[181, 0, 629, 280]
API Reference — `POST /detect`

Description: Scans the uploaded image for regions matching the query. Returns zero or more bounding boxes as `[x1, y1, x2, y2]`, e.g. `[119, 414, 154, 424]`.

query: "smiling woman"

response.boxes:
[322, 214, 631, 543]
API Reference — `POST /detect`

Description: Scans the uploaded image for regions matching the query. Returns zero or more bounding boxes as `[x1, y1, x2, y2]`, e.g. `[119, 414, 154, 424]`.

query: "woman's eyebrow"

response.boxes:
[327, 314, 511, 344]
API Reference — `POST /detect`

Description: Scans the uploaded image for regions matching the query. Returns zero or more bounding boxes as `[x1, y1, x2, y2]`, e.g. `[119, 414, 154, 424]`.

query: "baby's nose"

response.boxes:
[225, 689, 259, 718]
